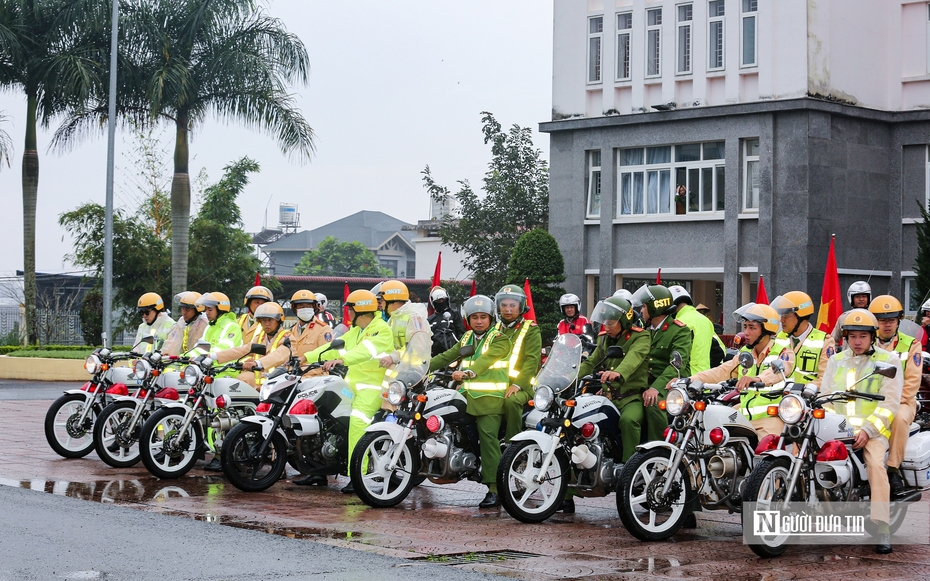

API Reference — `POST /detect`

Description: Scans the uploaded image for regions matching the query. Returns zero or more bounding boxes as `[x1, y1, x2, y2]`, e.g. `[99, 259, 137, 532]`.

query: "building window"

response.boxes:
[677, 4, 692, 74]
[619, 147, 673, 216]
[588, 16, 603, 83]
[617, 12, 633, 80]
[905, 276, 921, 316]
[708, 0, 725, 71]
[646, 8, 662, 77]
[586, 150, 602, 217]
[380, 259, 398, 276]
[743, 138, 760, 212]
[673, 142, 726, 214]
[741, 0, 758, 67]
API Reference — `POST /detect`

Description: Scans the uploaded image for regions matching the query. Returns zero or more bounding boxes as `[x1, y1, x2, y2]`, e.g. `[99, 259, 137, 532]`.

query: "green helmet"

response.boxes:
[495, 284, 527, 315]
[590, 296, 636, 331]
[632, 284, 676, 318]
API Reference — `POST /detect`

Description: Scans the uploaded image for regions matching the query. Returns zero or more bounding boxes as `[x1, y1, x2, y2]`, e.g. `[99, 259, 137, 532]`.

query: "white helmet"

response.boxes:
[463, 295, 494, 318]
[559, 293, 581, 314]
[921, 298, 930, 314]
[847, 281, 872, 305]
[612, 289, 635, 303]
[668, 285, 692, 305]
[315, 293, 327, 308]
[429, 287, 449, 308]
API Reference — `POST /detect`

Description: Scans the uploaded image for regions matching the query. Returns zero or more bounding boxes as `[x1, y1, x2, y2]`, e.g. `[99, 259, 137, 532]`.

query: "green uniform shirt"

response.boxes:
[494, 317, 542, 394]
[674, 304, 715, 374]
[430, 329, 512, 416]
[578, 327, 651, 403]
[646, 316, 692, 396]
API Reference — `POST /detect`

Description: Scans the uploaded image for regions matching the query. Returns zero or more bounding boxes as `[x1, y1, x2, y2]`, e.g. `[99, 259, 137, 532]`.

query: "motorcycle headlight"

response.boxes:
[133, 359, 151, 381]
[533, 385, 554, 412]
[84, 355, 101, 375]
[387, 381, 405, 406]
[778, 393, 807, 425]
[665, 388, 690, 416]
[182, 364, 202, 386]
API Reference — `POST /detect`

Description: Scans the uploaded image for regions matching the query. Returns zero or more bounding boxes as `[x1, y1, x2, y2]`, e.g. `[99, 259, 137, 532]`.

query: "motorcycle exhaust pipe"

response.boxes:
[571, 445, 597, 469]
[708, 453, 735, 479]
[423, 438, 449, 459]
[212, 415, 238, 432]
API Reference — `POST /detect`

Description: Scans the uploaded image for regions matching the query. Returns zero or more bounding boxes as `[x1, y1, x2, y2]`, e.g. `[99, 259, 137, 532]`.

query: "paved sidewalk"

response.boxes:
[2, 398, 927, 581]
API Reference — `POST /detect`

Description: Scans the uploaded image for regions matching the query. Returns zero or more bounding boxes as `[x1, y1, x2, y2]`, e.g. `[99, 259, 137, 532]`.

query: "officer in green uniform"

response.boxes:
[495, 285, 543, 441]
[632, 284, 692, 442]
[429, 295, 513, 508]
[668, 285, 718, 373]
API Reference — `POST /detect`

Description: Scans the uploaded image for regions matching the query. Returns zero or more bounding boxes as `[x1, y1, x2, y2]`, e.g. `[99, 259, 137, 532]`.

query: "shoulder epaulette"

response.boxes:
[598, 330, 608, 336]
[673, 319, 687, 327]
[529, 320, 537, 326]
[631, 326, 644, 332]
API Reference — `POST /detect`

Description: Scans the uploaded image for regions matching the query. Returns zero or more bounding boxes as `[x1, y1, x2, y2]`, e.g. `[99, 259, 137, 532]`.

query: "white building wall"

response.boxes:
[413, 238, 472, 282]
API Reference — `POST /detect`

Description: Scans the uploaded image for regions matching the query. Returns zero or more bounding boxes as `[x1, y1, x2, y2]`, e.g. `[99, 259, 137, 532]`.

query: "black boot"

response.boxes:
[341, 482, 355, 494]
[888, 468, 906, 496]
[875, 532, 893, 554]
[203, 457, 222, 471]
[682, 513, 697, 528]
[294, 474, 328, 486]
[558, 498, 575, 513]
[479, 492, 499, 508]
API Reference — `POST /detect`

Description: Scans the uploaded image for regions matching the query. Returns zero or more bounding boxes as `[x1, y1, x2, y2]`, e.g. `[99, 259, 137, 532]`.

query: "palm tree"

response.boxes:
[0, 112, 12, 169]
[55, 0, 315, 299]
[0, 0, 108, 344]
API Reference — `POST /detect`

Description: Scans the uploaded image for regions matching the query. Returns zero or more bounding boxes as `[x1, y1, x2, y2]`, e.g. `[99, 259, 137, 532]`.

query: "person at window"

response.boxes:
[161, 291, 208, 356]
[831, 281, 871, 347]
[239, 286, 273, 344]
[557, 293, 590, 336]
[428, 295, 512, 508]
[427, 286, 465, 356]
[820, 309, 902, 555]
[495, 285, 543, 442]
[134, 292, 175, 353]
[769, 291, 835, 388]
[668, 285, 723, 373]
[868, 295, 922, 497]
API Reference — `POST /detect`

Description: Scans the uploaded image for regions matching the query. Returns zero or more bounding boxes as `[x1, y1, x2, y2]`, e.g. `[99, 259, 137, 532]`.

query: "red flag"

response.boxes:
[756, 275, 769, 305]
[816, 235, 842, 332]
[656, 268, 662, 284]
[342, 282, 350, 326]
[469, 280, 477, 297]
[254, 272, 261, 286]
[523, 278, 536, 322]
[431, 252, 442, 289]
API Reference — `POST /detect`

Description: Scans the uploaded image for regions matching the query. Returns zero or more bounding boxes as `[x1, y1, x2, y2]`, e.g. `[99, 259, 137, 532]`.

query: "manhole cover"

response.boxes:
[414, 550, 541, 565]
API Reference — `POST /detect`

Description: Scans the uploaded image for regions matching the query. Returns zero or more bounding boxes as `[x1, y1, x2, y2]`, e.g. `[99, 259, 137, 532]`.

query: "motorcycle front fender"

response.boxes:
[510, 430, 559, 455]
[364, 421, 410, 444]
[633, 440, 679, 455]
[758, 449, 795, 463]
[156, 401, 189, 411]
[240, 415, 285, 440]
[63, 389, 95, 397]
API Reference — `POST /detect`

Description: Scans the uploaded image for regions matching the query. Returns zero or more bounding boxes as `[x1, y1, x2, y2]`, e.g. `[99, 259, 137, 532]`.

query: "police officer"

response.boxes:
[821, 309, 902, 554]
[134, 292, 175, 353]
[682, 303, 794, 437]
[194, 292, 244, 354]
[313, 292, 337, 328]
[239, 286, 274, 343]
[427, 286, 465, 356]
[770, 291, 835, 388]
[161, 291, 207, 356]
[495, 285, 542, 441]
[632, 284, 691, 442]
[557, 293, 590, 336]
[668, 285, 721, 373]
[868, 295, 922, 496]
[303, 289, 394, 494]
[832, 281, 872, 346]
[215, 302, 291, 388]
[377, 280, 430, 368]
[429, 295, 512, 508]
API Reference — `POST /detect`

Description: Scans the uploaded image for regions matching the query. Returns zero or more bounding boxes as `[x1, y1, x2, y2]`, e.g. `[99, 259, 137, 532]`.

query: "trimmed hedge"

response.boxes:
[0, 344, 133, 355]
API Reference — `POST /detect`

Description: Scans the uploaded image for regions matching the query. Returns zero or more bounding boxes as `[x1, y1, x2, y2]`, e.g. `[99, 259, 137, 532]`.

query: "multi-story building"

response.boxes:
[545, 0, 930, 327]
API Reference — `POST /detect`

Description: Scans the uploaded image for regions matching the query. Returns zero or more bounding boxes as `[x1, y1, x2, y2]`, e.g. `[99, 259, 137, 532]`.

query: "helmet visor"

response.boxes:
[631, 284, 654, 308]
[769, 295, 797, 316]
[590, 300, 625, 326]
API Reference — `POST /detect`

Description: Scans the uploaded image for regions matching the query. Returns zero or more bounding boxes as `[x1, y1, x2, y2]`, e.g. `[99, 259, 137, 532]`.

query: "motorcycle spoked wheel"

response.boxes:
[350, 430, 419, 508]
[617, 448, 693, 541]
[741, 457, 794, 558]
[497, 440, 568, 523]
[221, 422, 288, 492]
[93, 400, 148, 468]
[140, 407, 203, 479]
[45, 393, 99, 458]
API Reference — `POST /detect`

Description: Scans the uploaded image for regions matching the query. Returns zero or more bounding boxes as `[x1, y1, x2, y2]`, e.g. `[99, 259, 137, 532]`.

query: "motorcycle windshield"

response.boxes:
[535, 333, 582, 395]
[386, 330, 432, 387]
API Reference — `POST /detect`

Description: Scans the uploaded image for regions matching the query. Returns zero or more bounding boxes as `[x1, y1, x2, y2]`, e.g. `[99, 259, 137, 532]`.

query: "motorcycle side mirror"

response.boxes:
[769, 359, 786, 374]
[459, 344, 476, 358]
[605, 345, 624, 359]
[669, 351, 682, 370]
[283, 337, 291, 348]
[250, 343, 267, 356]
[330, 339, 345, 351]
[195, 339, 211, 350]
[738, 352, 754, 369]
[141, 335, 155, 344]
[873, 361, 898, 379]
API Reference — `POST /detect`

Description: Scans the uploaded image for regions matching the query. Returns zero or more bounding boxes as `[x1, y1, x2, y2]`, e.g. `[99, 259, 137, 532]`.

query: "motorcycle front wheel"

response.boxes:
[222, 422, 287, 492]
[350, 430, 419, 508]
[93, 400, 146, 468]
[140, 407, 202, 479]
[497, 440, 568, 523]
[617, 448, 693, 541]
[45, 393, 98, 458]
[742, 457, 794, 558]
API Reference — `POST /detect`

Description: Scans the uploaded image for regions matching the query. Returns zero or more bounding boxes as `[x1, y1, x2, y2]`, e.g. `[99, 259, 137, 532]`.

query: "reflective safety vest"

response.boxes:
[253, 330, 288, 385]
[389, 310, 411, 351]
[891, 332, 917, 371]
[779, 328, 828, 384]
[238, 313, 263, 343]
[833, 349, 895, 439]
[203, 313, 243, 352]
[738, 340, 789, 421]
[460, 330, 510, 398]
[496, 320, 534, 383]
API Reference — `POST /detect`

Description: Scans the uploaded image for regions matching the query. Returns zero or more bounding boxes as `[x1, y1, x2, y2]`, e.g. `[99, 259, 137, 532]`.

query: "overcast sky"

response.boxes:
[0, 1, 554, 281]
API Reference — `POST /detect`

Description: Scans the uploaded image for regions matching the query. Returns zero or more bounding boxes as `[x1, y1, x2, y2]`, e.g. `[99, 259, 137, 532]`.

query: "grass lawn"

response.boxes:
[7, 350, 91, 359]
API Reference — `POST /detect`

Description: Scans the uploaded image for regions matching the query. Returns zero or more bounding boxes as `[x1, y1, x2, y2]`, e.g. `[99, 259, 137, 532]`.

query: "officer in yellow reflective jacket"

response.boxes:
[869, 295, 922, 496]
[215, 302, 291, 388]
[238, 286, 273, 344]
[377, 280, 431, 369]
[161, 291, 208, 356]
[429, 294, 512, 508]
[494, 285, 542, 441]
[820, 309, 902, 554]
[194, 292, 244, 353]
[770, 291, 834, 389]
[303, 289, 393, 494]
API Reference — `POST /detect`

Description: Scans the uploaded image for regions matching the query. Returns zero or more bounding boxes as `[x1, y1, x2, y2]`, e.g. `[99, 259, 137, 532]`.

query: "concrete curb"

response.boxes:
[0, 356, 89, 381]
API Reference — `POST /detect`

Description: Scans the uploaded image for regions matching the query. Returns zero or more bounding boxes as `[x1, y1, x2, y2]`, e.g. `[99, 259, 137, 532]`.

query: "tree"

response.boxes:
[79, 289, 103, 346]
[913, 200, 930, 310]
[507, 229, 566, 342]
[0, 112, 12, 169]
[187, 157, 263, 302]
[294, 236, 392, 277]
[423, 112, 549, 294]
[1, 0, 110, 344]
[54, 0, 316, 300]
